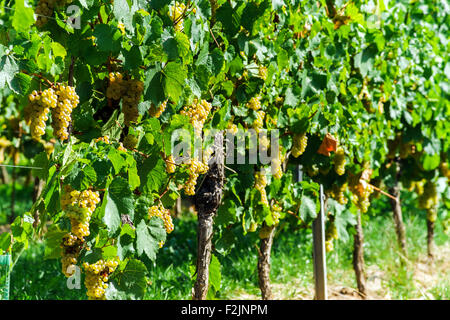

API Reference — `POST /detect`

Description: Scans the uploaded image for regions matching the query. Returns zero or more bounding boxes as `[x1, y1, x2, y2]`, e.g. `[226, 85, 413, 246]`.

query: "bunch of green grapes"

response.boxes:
[227, 121, 238, 135]
[83, 259, 119, 300]
[60, 232, 84, 277]
[248, 222, 258, 233]
[272, 147, 285, 180]
[418, 181, 438, 210]
[149, 100, 168, 118]
[252, 110, 265, 133]
[106, 72, 125, 101]
[184, 158, 209, 195]
[255, 170, 269, 206]
[181, 99, 212, 136]
[271, 203, 282, 225]
[169, 1, 187, 32]
[148, 204, 174, 234]
[202, 147, 214, 166]
[409, 179, 425, 194]
[35, 0, 73, 27]
[333, 146, 346, 175]
[259, 134, 270, 153]
[329, 182, 348, 205]
[247, 96, 261, 111]
[61, 252, 78, 277]
[259, 66, 268, 80]
[122, 79, 144, 126]
[94, 136, 111, 144]
[426, 208, 437, 223]
[291, 132, 307, 158]
[348, 175, 373, 213]
[27, 89, 58, 140]
[165, 155, 176, 174]
[51, 84, 79, 141]
[259, 224, 272, 239]
[60, 185, 100, 239]
[123, 134, 138, 150]
[325, 217, 338, 253]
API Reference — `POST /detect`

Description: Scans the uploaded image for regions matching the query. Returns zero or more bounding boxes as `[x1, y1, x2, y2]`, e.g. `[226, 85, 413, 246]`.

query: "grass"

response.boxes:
[2, 191, 449, 300]
[0, 182, 34, 224]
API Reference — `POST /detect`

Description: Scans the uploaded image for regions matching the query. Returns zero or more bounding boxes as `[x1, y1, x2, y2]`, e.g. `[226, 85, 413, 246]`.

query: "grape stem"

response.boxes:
[361, 179, 397, 202]
[159, 176, 173, 199]
[21, 70, 54, 88]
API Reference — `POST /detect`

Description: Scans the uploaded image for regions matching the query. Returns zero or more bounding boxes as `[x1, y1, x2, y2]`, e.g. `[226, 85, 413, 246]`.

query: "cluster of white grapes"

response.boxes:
[348, 174, 374, 213]
[52, 85, 80, 141]
[271, 203, 282, 225]
[252, 110, 265, 133]
[259, 66, 268, 80]
[329, 183, 348, 205]
[291, 133, 307, 158]
[83, 259, 119, 300]
[94, 135, 127, 152]
[26, 85, 79, 141]
[247, 96, 261, 110]
[165, 155, 176, 174]
[27, 89, 57, 140]
[123, 134, 138, 150]
[60, 185, 100, 239]
[60, 233, 83, 277]
[169, 2, 186, 31]
[226, 121, 238, 135]
[149, 100, 168, 118]
[105, 72, 144, 126]
[418, 181, 438, 223]
[148, 204, 174, 234]
[184, 157, 209, 195]
[123, 79, 144, 126]
[59, 185, 100, 278]
[35, 0, 73, 27]
[333, 147, 346, 175]
[325, 217, 338, 252]
[255, 170, 269, 206]
[272, 146, 285, 180]
[181, 99, 212, 136]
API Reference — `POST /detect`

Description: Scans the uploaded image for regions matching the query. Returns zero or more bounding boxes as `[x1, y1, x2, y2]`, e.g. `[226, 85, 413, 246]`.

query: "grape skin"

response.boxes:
[149, 205, 174, 234]
[292, 133, 307, 158]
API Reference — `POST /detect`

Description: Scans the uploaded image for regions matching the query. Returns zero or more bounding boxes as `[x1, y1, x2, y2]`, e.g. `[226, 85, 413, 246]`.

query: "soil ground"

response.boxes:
[230, 243, 449, 300]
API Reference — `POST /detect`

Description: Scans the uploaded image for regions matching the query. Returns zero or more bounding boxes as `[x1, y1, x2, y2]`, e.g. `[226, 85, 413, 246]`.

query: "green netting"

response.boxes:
[0, 255, 11, 300]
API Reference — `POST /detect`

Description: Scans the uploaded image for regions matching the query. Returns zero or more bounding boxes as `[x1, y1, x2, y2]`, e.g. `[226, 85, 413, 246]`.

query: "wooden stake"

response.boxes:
[312, 184, 328, 300]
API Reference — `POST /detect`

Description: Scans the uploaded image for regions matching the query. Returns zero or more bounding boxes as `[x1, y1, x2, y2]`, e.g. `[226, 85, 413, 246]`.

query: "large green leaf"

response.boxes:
[136, 218, 166, 262]
[163, 62, 187, 103]
[113, 259, 148, 299]
[12, 0, 35, 34]
[299, 192, 317, 221]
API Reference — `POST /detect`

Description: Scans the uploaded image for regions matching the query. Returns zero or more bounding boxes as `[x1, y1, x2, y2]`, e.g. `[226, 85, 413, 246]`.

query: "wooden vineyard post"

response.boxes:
[192, 132, 225, 300]
[297, 165, 328, 300]
[312, 184, 328, 300]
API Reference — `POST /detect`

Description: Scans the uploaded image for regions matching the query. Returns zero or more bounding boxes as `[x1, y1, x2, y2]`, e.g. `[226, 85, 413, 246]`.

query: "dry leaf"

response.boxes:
[317, 133, 338, 157]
